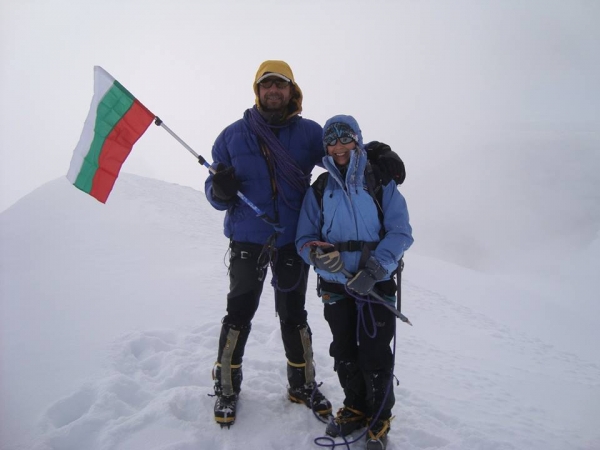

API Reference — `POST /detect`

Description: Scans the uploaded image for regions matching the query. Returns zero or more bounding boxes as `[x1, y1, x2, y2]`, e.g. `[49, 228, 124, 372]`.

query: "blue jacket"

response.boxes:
[205, 108, 323, 247]
[296, 119, 413, 284]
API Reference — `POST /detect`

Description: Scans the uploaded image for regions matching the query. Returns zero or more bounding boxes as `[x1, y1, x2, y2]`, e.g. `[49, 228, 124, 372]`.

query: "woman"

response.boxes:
[296, 115, 413, 449]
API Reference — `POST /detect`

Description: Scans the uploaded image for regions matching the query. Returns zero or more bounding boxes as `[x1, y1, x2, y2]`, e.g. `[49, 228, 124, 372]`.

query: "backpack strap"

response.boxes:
[364, 161, 385, 238]
[333, 241, 378, 252]
[310, 172, 329, 239]
[311, 171, 329, 208]
[310, 172, 330, 299]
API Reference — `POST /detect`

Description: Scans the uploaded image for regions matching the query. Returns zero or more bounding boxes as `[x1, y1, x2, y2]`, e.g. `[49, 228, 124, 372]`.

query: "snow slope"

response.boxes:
[1, 174, 598, 450]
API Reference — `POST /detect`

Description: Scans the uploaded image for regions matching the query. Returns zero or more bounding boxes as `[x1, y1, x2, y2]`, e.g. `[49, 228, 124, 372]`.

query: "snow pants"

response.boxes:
[322, 283, 397, 420]
[215, 241, 314, 391]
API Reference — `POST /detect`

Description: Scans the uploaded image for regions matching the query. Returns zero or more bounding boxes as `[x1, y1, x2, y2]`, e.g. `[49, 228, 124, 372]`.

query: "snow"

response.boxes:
[1, 174, 599, 450]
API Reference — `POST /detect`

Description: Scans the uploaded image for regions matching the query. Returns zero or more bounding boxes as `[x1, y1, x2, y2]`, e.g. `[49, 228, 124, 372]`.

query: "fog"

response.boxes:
[1, 0, 598, 272]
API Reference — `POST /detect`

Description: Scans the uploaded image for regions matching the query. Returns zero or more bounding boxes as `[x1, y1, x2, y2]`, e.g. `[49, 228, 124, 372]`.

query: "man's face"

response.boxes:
[258, 77, 293, 112]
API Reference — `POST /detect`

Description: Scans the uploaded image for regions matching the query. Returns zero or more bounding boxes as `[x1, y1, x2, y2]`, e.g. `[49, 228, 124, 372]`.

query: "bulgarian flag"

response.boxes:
[67, 66, 155, 203]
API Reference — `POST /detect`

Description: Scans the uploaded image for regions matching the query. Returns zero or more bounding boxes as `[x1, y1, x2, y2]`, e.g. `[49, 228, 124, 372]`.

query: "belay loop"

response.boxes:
[255, 233, 307, 293]
[257, 232, 278, 266]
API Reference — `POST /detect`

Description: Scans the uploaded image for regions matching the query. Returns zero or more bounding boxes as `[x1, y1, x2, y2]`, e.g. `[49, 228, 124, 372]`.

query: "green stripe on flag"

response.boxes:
[74, 81, 135, 193]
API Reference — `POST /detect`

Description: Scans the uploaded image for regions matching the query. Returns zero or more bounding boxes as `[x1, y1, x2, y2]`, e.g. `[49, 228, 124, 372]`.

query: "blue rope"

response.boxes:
[353, 292, 378, 345]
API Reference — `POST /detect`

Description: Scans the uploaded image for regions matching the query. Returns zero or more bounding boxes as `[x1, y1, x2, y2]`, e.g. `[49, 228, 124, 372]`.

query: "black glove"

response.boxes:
[309, 248, 344, 273]
[365, 141, 406, 185]
[211, 163, 240, 202]
[346, 257, 387, 296]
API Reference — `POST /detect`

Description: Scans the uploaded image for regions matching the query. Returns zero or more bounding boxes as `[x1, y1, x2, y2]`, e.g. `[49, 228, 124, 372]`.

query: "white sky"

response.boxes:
[1, 0, 599, 270]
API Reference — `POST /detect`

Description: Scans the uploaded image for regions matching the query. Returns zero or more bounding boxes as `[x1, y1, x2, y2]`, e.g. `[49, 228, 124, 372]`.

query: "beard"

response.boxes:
[261, 93, 289, 112]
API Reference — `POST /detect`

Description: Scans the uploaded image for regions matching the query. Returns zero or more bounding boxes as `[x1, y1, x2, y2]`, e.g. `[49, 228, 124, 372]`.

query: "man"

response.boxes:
[205, 60, 405, 427]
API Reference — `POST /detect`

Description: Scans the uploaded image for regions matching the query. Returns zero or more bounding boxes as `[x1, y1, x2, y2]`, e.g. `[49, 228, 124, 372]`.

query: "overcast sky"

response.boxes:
[1, 0, 599, 270]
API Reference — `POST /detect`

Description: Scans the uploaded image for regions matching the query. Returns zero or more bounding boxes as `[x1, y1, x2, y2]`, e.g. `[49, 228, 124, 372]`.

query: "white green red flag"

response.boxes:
[67, 66, 155, 203]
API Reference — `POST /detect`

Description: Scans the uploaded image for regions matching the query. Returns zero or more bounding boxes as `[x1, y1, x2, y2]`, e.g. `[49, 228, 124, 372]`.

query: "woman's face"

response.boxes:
[326, 137, 356, 166]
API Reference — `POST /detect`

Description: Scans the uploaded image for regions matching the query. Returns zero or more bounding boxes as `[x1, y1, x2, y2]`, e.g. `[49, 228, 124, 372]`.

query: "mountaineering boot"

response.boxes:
[366, 417, 393, 450]
[364, 369, 395, 447]
[325, 406, 367, 437]
[281, 323, 332, 417]
[334, 360, 368, 415]
[213, 364, 243, 427]
[364, 369, 395, 421]
[287, 363, 332, 417]
[213, 322, 250, 427]
[213, 392, 238, 427]
[288, 381, 332, 416]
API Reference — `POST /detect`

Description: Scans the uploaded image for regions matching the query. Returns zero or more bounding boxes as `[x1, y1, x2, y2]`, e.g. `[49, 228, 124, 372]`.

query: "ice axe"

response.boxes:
[309, 242, 412, 326]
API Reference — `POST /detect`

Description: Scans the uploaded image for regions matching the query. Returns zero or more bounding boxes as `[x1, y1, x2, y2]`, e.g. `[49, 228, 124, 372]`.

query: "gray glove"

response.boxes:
[309, 248, 344, 273]
[346, 257, 387, 295]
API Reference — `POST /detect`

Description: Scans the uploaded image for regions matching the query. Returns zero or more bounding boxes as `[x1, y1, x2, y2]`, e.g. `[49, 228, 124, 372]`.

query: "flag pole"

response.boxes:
[155, 117, 206, 166]
[153, 117, 284, 233]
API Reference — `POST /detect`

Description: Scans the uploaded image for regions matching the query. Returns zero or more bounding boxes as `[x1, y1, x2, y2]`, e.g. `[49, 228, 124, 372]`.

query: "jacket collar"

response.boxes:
[322, 149, 367, 191]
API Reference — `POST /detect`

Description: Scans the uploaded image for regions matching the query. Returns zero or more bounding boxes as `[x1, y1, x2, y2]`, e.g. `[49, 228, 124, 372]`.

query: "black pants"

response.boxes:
[323, 292, 396, 418]
[221, 241, 310, 365]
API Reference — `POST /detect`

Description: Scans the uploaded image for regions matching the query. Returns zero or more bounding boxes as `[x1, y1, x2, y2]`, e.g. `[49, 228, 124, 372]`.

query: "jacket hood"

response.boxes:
[322, 114, 364, 153]
[253, 60, 303, 120]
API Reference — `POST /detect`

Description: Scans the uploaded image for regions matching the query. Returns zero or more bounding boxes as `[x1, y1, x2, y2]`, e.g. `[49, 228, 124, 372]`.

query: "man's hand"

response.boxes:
[212, 163, 240, 202]
[365, 141, 406, 185]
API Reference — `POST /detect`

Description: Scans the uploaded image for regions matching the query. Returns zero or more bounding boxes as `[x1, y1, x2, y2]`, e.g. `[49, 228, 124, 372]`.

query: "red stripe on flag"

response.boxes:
[89, 100, 154, 203]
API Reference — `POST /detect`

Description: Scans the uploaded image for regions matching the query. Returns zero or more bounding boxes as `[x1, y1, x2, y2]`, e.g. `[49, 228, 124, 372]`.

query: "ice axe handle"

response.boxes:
[314, 247, 412, 326]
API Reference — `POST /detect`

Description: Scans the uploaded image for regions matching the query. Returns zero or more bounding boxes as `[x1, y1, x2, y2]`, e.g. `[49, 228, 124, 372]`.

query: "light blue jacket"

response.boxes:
[296, 116, 413, 284]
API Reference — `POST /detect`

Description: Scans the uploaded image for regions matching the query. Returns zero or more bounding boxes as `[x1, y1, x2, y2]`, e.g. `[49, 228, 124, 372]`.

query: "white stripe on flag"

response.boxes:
[67, 66, 117, 183]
